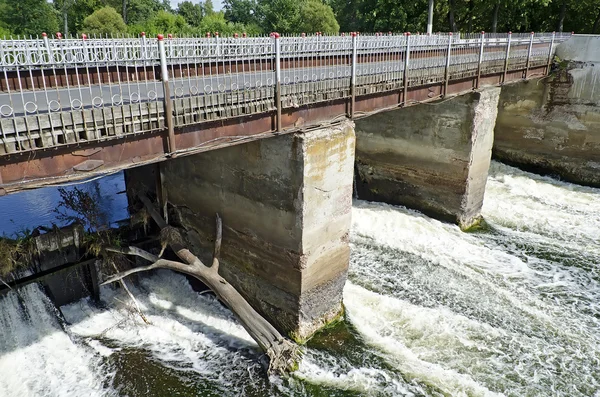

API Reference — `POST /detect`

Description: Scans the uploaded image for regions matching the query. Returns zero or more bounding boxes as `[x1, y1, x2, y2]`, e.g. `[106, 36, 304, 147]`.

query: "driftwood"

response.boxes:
[102, 194, 300, 374]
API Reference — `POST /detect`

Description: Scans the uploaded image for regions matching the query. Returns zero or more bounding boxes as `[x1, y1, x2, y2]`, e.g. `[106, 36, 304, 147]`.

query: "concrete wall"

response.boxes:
[149, 121, 355, 341]
[494, 35, 600, 187]
[355, 88, 500, 230]
[1, 224, 99, 306]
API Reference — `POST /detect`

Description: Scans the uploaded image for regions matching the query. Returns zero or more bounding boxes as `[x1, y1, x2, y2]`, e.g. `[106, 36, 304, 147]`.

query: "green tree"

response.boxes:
[1, 0, 59, 36]
[205, 0, 215, 15]
[297, 0, 339, 34]
[177, 1, 204, 26]
[81, 6, 128, 35]
[126, 0, 170, 25]
[256, 0, 300, 33]
[144, 10, 190, 35]
[223, 0, 258, 25]
[197, 11, 257, 35]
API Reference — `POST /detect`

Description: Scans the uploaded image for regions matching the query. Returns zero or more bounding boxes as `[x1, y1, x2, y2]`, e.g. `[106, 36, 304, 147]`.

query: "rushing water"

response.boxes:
[0, 161, 599, 397]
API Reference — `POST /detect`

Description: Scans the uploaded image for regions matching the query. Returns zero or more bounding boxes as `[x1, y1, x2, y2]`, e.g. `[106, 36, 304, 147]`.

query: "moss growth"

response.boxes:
[460, 216, 491, 233]
[289, 304, 345, 345]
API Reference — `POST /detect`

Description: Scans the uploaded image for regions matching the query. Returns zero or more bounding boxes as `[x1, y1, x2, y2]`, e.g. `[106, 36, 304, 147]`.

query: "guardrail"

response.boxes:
[0, 32, 571, 156]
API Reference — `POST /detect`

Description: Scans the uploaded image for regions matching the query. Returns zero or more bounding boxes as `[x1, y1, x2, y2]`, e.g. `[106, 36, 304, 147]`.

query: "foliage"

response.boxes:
[0, 231, 34, 277]
[126, 0, 172, 25]
[0, 0, 598, 39]
[205, 0, 215, 15]
[177, 1, 204, 27]
[223, 0, 258, 25]
[82, 6, 128, 35]
[256, 0, 300, 33]
[297, 0, 340, 34]
[223, 0, 340, 34]
[323, 0, 600, 34]
[197, 12, 255, 35]
[144, 10, 190, 35]
[0, 0, 59, 37]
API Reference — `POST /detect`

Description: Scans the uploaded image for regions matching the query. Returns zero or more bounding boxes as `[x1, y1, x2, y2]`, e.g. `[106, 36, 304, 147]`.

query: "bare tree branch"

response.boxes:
[101, 258, 191, 286]
[110, 261, 150, 325]
[106, 246, 159, 263]
[211, 214, 222, 272]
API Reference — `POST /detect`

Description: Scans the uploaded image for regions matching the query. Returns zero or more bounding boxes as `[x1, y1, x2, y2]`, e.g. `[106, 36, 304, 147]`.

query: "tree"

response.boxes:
[143, 10, 190, 35]
[1, 0, 59, 36]
[177, 1, 204, 26]
[223, 0, 258, 25]
[126, 0, 170, 25]
[362, 0, 409, 32]
[205, 0, 215, 15]
[297, 0, 339, 34]
[256, 0, 300, 33]
[81, 6, 128, 35]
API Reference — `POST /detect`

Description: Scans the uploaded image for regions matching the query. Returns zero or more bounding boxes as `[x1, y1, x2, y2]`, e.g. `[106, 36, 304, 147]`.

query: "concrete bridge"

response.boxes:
[2, 32, 598, 343]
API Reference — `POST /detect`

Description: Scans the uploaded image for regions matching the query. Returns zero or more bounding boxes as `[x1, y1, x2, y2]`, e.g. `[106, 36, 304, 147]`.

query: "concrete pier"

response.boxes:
[128, 121, 355, 341]
[494, 36, 600, 187]
[355, 87, 501, 230]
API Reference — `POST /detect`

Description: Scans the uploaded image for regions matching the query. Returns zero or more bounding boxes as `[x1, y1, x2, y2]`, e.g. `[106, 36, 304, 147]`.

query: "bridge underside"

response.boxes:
[0, 66, 547, 194]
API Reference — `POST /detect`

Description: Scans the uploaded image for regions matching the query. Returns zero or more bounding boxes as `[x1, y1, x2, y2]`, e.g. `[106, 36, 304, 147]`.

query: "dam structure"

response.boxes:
[2, 31, 597, 346]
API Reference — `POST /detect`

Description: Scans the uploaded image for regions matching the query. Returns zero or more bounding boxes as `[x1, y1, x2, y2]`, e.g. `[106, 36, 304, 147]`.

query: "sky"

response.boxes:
[170, 0, 223, 11]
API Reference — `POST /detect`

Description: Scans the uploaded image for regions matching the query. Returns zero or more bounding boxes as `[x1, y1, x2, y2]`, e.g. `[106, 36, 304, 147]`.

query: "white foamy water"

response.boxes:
[0, 284, 114, 397]
[60, 270, 268, 395]
[347, 161, 600, 396]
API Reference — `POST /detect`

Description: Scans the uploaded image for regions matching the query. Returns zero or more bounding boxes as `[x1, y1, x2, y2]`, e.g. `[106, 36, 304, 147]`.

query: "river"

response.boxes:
[0, 161, 598, 397]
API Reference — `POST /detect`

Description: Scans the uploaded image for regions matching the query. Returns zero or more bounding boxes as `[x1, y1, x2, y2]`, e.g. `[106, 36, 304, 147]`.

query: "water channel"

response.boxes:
[0, 161, 598, 396]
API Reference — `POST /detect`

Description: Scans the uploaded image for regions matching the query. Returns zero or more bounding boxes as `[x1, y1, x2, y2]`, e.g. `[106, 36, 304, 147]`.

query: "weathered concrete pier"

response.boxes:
[495, 35, 600, 187]
[126, 121, 355, 341]
[355, 87, 500, 230]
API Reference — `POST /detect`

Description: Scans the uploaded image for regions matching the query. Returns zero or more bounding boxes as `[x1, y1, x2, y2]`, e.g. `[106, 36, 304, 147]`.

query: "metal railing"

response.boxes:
[0, 31, 571, 156]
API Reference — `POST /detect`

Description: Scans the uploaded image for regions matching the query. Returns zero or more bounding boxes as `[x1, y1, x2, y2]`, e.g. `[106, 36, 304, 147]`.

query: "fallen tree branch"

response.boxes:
[103, 194, 301, 374]
[110, 261, 151, 326]
[105, 246, 158, 263]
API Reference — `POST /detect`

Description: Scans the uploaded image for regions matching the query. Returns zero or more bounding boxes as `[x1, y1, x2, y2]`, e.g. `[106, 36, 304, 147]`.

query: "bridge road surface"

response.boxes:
[0, 53, 484, 116]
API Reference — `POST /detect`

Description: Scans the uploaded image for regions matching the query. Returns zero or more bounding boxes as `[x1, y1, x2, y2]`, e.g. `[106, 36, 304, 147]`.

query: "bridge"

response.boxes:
[0, 31, 569, 192]
[3, 31, 595, 344]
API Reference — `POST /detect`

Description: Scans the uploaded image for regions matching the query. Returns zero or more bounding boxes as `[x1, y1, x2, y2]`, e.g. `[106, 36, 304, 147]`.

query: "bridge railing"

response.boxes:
[0, 32, 571, 156]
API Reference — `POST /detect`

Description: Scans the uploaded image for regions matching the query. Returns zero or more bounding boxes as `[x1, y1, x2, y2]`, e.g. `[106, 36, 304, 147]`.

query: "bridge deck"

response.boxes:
[0, 33, 569, 193]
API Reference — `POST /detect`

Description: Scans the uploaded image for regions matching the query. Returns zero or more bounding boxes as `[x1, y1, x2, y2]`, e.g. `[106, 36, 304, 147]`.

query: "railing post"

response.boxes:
[524, 31, 534, 79]
[546, 31, 556, 75]
[215, 31, 220, 57]
[42, 32, 53, 64]
[158, 34, 176, 154]
[476, 31, 485, 89]
[444, 32, 452, 97]
[81, 33, 88, 62]
[403, 32, 411, 105]
[140, 31, 147, 59]
[350, 32, 357, 118]
[502, 31, 512, 84]
[274, 32, 282, 132]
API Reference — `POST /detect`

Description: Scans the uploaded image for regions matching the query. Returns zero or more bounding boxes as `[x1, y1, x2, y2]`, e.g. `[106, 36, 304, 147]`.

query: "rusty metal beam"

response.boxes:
[0, 68, 548, 193]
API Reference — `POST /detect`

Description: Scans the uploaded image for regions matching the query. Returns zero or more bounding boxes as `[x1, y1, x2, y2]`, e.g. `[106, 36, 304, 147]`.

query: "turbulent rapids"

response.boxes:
[0, 161, 599, 396]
